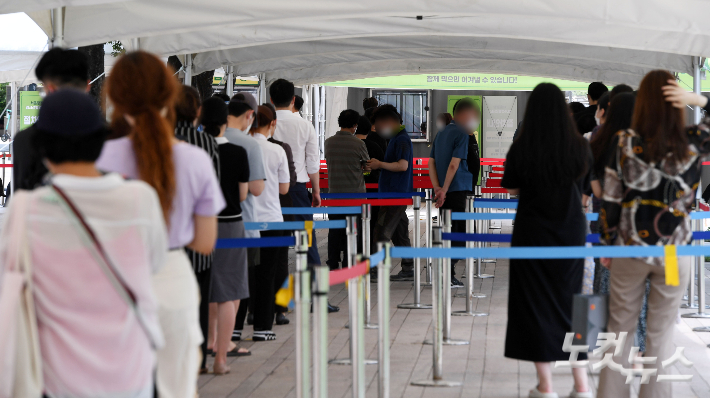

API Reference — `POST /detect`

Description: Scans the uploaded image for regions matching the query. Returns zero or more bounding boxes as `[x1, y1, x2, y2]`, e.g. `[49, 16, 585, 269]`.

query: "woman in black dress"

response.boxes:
[501, 83, 592, 398]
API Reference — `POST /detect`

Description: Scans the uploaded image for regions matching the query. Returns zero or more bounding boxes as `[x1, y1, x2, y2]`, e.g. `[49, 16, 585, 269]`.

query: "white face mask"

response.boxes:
[436, 121, 445, 131]
[594, 116, 600, 126]
[467, 118, 480, 131]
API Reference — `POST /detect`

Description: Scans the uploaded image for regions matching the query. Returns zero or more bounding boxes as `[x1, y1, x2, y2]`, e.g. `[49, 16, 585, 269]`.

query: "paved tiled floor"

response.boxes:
[198, 217, 710, 398]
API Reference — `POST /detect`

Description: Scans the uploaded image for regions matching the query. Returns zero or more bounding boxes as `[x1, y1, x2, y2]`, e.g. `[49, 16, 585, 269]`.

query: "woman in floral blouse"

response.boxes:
[598, 70, 710, 398]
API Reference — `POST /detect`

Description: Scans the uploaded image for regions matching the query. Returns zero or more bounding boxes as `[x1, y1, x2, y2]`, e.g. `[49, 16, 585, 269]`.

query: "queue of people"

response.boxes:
[0, 48, 337, 398]
[500, 73, 710, 398]
[2, 46, 709, 398]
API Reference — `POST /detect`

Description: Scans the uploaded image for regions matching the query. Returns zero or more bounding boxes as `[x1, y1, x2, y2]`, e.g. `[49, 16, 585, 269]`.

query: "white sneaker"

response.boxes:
[569, 390, 593, 398]
[529, 387, 558, 398]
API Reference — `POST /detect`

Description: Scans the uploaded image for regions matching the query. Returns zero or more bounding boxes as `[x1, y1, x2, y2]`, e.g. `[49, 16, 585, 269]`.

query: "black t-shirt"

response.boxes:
[366, 131, 388, 157]
[13, 125, 47, 191]
[362, 137, 385, 189]
[217, 142, 250, 219]
[502, 140, 592, 247]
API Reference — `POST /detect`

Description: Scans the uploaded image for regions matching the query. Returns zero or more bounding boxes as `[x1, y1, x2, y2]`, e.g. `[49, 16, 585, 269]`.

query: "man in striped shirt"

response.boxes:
[173, 85, 221, 373]
[324, 109, 370, 270]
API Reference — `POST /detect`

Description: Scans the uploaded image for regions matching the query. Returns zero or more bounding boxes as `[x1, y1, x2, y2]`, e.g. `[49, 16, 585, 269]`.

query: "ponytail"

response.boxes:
[131, 110, 176, 218]
[107, 51, 179, 220]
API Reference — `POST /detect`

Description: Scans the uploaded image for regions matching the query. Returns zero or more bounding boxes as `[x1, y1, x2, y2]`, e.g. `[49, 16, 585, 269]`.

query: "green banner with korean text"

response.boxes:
[19, 91, 41, 131]
[324, 73, 594, 91]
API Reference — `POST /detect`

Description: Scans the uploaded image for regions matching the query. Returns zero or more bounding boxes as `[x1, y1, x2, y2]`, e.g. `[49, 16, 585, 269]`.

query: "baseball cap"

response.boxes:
[35, 89, 104, 136]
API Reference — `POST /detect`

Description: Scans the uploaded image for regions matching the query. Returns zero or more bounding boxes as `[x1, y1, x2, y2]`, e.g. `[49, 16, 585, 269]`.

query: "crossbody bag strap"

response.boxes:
[51, 184, 157, 349]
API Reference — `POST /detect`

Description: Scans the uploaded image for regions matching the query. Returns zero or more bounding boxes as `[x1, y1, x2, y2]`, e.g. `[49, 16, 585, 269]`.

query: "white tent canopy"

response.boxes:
[191, 36, 695, 86]
[8, 0, 708, 88]
[18, 0, 710, 57]
[0, 0, 121, 15]
[0, 51, 44, 83]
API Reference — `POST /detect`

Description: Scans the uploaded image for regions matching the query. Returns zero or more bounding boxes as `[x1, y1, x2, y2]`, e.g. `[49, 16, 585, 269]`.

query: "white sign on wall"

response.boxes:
[482, 96, 518, 159]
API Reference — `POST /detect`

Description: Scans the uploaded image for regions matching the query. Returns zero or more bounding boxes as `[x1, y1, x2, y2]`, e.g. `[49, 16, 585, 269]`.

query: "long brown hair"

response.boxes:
[632, 70, 688, 165]
[106, 51, 179, 218]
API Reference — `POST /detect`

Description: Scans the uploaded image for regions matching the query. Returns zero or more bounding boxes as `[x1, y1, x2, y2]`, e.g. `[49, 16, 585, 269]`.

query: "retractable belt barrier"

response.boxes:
[321, 198, 412, 207]
[281, 206, 361, 215]
[444, 231, 710, 244]
[321, 192, 425, 199]
[390, 245, 710, 259]
[243, 220, 346, 231]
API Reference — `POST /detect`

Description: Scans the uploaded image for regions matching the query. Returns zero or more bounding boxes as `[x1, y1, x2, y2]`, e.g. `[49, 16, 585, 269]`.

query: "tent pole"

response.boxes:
[259, 73, 266, 104]
[131, 38, 141, 50]
[226, 66, 234, 97]
[694, 56, 702, 124]
[184, 55, 192, 86]
[51, 7, 64, 48]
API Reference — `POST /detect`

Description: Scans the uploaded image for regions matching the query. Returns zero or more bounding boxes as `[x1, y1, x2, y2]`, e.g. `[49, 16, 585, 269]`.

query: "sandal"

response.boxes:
[253, 330, 276, 341]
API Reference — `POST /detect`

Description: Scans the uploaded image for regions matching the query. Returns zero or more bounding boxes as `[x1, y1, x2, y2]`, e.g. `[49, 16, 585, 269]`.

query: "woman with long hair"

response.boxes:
[598, 70, 710, 398]
[97, 51, 225, 397]
[502, 83, 592, 398]
[589, 93, 636, 286]
[200, 97, 251, 374]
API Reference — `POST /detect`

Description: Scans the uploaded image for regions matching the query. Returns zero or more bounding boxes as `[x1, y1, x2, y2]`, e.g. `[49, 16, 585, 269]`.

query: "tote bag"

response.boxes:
[0, 193, 43, 398]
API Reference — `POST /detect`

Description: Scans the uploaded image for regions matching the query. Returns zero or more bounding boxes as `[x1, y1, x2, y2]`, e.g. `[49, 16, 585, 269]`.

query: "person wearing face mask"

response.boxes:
[246, 105, 291, 341]
[366, 104, 415, 281]
[428, 98, 479, 285]
[435, 112, 453, 132]
[224, 93, 268, 340]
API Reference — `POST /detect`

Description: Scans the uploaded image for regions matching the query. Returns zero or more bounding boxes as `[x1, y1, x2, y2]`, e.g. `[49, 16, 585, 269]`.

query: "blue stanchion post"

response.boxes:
[294, 230, 310, 398]
[362, 204, 377, 329]
[378, 242, 391, 398]
[453, 195, 488, 315]
[398, 195, 431, 310]
[424, 189, 433, 286]
[411, 227, 462, 388]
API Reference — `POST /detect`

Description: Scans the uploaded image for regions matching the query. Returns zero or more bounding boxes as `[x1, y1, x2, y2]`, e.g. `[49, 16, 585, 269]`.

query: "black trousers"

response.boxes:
[371, 205, 413, 272]
[186, 248, 212, 370]
[252, 230, 286, 331]
[326, 214, 364, 270]
[441, 190, 470, 274]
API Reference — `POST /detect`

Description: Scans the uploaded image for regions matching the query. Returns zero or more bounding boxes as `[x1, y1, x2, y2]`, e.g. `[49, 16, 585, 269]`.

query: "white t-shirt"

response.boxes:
[243, 133, 290, 223]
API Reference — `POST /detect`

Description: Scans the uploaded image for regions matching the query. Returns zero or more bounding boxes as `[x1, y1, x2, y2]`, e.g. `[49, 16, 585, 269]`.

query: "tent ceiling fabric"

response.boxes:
[20, 0, 710, 57]
[192, 36, 693, 86]
[0, 0, 121, 15]
[0, 51, 44, 83]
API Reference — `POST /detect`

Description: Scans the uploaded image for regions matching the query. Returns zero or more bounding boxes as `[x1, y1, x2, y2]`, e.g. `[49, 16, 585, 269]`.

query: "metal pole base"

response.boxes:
[423, 339, 470, 346]
[680, 303, 699, 309]
[474, 273, 494, 279]
[454, 291, 486, 298]
[398, 303, 433, 309]
[420, 282, 433, 287]
[681, 312, 710, 319]
[692, 326, 710, 332]
[411, 379, 462, 387]
[365, 324, 379, 330]
[480, 259, 496, 264]
[452, 310, 488, 317]
[329, 358, 378, 365]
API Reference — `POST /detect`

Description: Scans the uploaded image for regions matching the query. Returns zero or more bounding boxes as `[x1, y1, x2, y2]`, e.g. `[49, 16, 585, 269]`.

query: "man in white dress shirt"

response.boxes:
[270, 79, 338, 313]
